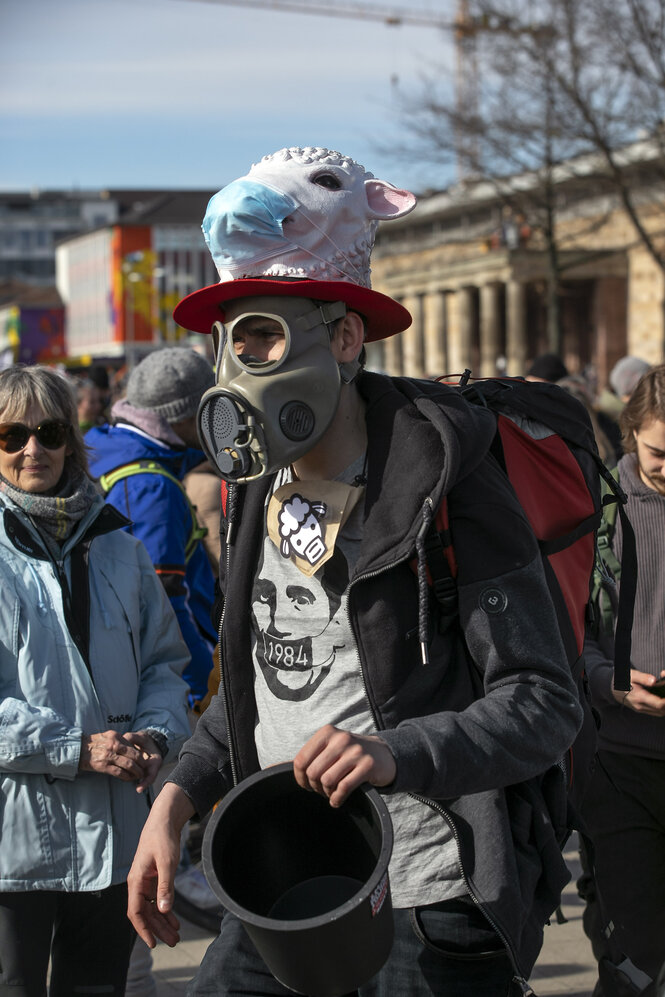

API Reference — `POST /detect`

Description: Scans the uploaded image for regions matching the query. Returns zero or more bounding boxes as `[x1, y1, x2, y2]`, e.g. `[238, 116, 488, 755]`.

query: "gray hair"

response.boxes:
[0, 365, 91, 478]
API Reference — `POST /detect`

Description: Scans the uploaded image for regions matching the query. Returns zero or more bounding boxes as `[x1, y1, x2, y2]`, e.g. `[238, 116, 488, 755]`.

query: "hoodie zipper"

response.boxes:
[407, 791, 524, 980]
[218, 514, 239, 787]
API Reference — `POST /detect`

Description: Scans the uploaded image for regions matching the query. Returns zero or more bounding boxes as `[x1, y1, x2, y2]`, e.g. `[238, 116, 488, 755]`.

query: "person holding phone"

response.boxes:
[582, 364, 665, 994]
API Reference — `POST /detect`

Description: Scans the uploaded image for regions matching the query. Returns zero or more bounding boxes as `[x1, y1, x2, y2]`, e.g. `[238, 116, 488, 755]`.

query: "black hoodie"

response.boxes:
[170, 371, 583, 978]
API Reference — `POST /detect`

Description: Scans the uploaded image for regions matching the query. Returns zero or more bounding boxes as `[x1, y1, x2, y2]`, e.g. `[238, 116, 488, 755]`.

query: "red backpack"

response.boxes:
[404, 371, 636, 818]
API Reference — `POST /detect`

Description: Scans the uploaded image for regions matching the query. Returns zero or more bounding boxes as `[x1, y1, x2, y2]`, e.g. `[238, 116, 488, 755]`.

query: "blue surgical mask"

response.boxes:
[202, 180, 298, 273]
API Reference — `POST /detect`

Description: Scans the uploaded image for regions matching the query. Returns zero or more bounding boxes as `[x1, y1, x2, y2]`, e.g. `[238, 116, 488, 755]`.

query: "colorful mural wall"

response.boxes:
[0, 304, 65, 366]
[111, 226, 155, 347]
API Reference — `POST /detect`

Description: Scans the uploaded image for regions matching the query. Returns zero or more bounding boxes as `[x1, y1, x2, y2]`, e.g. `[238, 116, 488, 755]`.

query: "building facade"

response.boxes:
[0, 191, 120, 285]
[367, 148, 665, 384]
[3, 152, 665, 380]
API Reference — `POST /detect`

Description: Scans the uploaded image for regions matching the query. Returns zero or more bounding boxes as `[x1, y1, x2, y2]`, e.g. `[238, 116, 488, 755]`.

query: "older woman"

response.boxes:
[0, 365, 190, 997]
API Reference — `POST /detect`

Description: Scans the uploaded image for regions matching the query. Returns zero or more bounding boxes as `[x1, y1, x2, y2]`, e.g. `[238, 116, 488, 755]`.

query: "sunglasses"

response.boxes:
[0, 421, 70, 454]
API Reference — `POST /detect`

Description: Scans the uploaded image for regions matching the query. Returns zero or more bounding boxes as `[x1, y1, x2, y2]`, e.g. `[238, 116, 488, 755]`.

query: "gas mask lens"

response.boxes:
[215, 312, 289, 373]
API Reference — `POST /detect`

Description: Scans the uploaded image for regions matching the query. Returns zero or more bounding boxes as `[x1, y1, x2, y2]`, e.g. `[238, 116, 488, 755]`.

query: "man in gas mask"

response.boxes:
[127, 146, 582, 996]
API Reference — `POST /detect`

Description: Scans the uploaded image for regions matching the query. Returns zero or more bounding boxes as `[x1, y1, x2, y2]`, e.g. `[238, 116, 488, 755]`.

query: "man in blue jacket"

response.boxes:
[86, 347, 217, 707]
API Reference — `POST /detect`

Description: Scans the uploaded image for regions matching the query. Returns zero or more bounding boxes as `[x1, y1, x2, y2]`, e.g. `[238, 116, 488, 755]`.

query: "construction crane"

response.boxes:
[180, 0, 459, 30]
[178, 0, 529, 176]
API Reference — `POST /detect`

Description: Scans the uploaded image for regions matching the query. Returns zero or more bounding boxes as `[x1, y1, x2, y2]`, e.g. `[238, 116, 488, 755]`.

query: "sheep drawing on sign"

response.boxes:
[278, 493, 327, 566]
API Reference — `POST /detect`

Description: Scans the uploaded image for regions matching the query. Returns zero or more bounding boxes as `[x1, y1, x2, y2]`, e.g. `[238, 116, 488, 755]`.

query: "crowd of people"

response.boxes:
[0, 144, 662, 997]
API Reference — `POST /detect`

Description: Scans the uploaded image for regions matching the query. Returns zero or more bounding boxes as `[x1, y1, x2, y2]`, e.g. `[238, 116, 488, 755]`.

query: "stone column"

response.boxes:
[364, 340, 384, 374]
[423, 290, 447, 376]
[382, 325, 403, 376]
[479, 282, 501, 377]
[447, 286, 474, 375]
[506, 279, 527, 376]
[592, 276, 628, 388]
[401, 294, 425, 377]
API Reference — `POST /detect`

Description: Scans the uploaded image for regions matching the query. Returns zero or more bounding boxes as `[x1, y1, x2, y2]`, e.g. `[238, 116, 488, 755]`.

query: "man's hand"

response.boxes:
[293, 724, 396, 808]
[123, 730, 163, 793]
[79, 730, 146, 782]
[613, 669, 665, 716]
[127, 783, 195, 948]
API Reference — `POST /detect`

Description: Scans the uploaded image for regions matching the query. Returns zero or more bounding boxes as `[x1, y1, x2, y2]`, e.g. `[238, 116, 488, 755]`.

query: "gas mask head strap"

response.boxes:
[296, 300, 347, 336]
[301, 300, 360, 383]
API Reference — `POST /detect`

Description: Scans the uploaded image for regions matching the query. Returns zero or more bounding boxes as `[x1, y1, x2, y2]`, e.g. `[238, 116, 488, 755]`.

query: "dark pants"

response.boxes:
[186, 897, 517, 997]
[581, 750, 665, 990]
[0, 884, 135, 997]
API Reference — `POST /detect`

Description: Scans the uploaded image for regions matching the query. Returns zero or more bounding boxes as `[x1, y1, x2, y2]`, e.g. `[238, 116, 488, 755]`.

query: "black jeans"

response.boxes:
[187, 897, 517, 997]
[581, 750, 665, 986]
[0, 884, 135, 997]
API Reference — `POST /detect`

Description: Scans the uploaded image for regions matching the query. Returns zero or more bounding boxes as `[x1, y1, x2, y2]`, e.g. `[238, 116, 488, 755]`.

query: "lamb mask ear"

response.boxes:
[365, 179, 417, 220]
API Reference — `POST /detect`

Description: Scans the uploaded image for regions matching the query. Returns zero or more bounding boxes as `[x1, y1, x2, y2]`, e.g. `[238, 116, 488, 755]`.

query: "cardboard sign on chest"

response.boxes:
[267, 480, 364, 578]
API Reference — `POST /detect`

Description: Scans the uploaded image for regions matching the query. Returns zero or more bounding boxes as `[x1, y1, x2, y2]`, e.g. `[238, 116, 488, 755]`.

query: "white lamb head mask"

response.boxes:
[202, 146, 416, 287]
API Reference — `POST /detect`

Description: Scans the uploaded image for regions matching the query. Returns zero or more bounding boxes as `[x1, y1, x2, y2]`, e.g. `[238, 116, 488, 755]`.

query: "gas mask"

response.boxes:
[197, 296, 359, 484]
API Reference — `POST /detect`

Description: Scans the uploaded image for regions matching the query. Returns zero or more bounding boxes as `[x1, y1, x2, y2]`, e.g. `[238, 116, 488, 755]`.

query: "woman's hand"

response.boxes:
[612, 669, 665, 716]
[123, 730, 164, 792]
[79, 730, 147, 783]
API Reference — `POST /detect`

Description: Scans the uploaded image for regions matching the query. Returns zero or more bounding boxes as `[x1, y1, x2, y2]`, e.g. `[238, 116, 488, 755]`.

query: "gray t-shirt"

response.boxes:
[251, 460, 466, 908]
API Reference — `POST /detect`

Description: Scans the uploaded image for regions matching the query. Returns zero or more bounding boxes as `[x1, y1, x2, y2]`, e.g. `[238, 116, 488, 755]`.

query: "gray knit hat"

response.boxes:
[126, 348, 215, 423]
[609, 356, 650, 398]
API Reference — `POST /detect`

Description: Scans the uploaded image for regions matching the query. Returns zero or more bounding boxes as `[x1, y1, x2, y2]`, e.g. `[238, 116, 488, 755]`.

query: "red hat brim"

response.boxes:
[172, 277, 411, 343]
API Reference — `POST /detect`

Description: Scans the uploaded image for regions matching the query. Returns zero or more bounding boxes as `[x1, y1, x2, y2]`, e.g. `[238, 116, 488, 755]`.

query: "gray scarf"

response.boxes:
[0, 467, 100, 557]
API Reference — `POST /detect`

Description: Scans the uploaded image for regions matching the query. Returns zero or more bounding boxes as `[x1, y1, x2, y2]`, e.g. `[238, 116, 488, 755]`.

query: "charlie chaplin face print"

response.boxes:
[251, 535, 348, 701]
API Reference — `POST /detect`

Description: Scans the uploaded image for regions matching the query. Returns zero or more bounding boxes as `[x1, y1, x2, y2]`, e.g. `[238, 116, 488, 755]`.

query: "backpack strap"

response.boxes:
[99, 459, 207, 562]
[538, 509, 603, 557]
[589, 460, 636, 693]
[590, 467, 622, 635]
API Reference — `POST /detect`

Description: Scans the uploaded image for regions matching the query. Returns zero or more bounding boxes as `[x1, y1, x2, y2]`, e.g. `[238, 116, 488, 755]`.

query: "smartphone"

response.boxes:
[650, 677, 665, 698]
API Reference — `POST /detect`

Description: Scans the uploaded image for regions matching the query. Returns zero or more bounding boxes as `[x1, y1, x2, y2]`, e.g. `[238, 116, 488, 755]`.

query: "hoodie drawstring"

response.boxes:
[415, 498, 435, 666]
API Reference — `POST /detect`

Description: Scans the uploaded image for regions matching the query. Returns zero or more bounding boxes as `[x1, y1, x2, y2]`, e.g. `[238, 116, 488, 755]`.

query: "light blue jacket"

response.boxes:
[0, 490, 191, 892]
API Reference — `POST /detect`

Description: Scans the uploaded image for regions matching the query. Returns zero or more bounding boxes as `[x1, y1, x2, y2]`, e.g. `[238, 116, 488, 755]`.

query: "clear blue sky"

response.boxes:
[1, 0, 457, 196]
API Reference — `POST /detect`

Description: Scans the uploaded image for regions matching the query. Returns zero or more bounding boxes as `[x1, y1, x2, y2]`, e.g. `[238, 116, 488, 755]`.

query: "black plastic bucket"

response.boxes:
[201, 763, 394, 997]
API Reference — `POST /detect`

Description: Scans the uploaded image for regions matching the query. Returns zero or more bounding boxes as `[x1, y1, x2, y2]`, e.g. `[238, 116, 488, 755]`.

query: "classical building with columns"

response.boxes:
[367, 143, 665, 386]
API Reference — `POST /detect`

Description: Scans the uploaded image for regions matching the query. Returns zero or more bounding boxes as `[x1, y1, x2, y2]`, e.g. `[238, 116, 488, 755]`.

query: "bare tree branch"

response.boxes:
[386, 0, 665, 346]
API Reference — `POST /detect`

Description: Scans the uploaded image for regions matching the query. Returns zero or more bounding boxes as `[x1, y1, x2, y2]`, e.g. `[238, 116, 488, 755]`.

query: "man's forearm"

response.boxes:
[151, 780, 196, 831]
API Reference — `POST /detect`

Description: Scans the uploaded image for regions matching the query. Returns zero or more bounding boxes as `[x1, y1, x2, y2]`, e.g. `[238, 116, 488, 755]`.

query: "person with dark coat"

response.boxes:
[126, 146, 583, 997]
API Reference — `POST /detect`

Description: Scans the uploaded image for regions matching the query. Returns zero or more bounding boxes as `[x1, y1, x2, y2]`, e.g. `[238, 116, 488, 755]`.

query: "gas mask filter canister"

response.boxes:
[197, 296, 350, 484]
